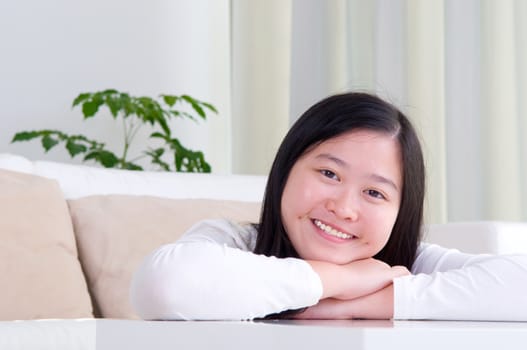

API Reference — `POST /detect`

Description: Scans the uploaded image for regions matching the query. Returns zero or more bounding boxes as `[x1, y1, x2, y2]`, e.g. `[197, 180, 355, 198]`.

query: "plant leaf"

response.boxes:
[165, 137, 212, 173]
[137, 96, 165, 126]
[155, 113, 171, 135]
[83, 151, 98, 161]
[169, 110, 181, 118]
[121, 93, 135, 116]
[82, 101, 99, 118]
[145, 148, 171, 171]
[41, 135, 59, 152]
[201, 102, 218, 114]
[104, 94, 122, 117]
[65, 140, 87, 157]
[11, 131, 41, 142]
[182, 95, 205, 119]
[98, 150, 119, 168]
[122, 162, 143, 171]
[150, 131, 168, 140]
[162, 95, 178, 107]
[83, 149, 118, 168]
[72, 93, 91, 107]
[181, 111, 198, 122]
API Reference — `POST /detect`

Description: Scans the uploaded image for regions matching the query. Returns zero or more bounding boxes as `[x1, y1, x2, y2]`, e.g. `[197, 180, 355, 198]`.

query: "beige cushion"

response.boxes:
[0, 169, 93, 320]
[68, 195, 261, 319]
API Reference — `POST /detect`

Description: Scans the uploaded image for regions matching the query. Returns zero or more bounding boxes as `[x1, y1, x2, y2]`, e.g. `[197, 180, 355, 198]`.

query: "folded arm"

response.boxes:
[394, 243, 527, 321]
[298, 244, 527, 321]
[130, 240, 323, 320]
[130, 219, 404, 320]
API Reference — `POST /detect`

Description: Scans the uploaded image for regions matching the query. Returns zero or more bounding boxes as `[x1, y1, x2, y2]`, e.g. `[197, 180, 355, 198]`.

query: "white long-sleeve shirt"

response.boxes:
[130, 219, 527, 321]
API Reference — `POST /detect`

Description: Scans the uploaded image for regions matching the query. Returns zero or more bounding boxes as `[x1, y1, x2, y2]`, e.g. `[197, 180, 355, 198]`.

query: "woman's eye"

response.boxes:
[320, 169, 339, 181]
[366, 189, 386, 200]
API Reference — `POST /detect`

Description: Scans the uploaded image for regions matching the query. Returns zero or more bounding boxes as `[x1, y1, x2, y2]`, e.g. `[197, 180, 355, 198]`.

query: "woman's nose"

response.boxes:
[326, 192, 359, 221]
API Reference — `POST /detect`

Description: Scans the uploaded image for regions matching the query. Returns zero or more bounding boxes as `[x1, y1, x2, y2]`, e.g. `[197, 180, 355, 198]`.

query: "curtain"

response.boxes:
[230, 0, 527, 224]
[230, 0, 292, 175]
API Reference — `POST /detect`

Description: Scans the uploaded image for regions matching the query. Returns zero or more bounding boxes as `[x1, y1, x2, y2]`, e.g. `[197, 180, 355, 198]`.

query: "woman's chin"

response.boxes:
[314, 253, 358, 265]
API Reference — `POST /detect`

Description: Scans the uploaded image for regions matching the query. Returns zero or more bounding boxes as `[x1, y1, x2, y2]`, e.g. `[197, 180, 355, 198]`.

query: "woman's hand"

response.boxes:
[298, 258, 410, 320]
[295, 284, 396, 320]
[308, 258, 409, 300]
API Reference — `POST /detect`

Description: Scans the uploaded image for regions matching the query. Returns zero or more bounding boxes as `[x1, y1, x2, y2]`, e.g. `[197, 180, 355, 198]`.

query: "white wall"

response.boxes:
[0, 0, 232, 173]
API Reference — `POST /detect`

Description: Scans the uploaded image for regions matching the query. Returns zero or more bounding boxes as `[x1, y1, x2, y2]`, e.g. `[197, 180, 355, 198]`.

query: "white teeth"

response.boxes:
[314, 220, 353, 239]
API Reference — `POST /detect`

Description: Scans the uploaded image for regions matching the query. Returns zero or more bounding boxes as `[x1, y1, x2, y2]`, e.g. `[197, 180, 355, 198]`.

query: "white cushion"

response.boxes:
[0, 153, 267, 201]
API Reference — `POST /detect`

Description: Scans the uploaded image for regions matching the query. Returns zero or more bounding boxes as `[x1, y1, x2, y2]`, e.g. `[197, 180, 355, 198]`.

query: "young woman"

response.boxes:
[130, 92, 527, 321]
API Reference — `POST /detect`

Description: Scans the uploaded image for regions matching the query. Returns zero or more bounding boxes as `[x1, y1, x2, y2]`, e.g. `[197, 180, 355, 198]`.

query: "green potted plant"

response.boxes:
[11, 89, 217, 172]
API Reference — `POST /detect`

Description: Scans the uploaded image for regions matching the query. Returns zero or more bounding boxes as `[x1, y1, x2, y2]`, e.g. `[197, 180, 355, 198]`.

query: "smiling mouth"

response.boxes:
[313, 219, 355, 240]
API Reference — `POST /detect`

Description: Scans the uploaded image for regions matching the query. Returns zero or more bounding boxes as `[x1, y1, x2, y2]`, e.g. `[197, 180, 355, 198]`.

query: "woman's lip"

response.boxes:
[311, 218, 357, 241]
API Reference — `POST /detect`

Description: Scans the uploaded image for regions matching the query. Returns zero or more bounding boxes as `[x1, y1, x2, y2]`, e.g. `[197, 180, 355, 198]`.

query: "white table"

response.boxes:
[2, 318, 527, 350]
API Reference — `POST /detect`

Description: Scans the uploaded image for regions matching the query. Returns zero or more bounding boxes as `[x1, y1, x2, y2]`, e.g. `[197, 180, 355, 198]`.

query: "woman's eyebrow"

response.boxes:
[315, 153, 348, 167]
[369, 174, 399, 191]
[315, 153, 399, 191]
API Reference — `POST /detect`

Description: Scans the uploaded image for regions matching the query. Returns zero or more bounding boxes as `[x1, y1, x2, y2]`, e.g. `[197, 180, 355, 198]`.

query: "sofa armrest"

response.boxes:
[424, 221, 527, 255]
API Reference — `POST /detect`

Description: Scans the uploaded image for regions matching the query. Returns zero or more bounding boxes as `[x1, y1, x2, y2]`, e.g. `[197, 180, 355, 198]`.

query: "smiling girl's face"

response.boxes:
[280, 129, 403, 265]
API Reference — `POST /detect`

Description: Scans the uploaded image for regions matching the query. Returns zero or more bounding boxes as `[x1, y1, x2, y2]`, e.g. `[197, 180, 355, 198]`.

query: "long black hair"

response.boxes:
[254, 92, 425, 269]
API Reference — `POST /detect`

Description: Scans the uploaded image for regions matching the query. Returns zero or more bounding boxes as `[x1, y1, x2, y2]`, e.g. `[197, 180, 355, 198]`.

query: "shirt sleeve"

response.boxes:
[393, 243, 527, 321]
[129, 219, 323, 320]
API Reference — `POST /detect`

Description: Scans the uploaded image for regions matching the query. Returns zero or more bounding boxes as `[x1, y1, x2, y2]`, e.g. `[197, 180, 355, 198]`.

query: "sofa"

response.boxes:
[1, 153, 527, 349]
[0, 153, 267, 321]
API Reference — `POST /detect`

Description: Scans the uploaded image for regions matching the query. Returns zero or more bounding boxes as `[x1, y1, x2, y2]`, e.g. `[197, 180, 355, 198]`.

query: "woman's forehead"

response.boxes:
[302, 130, 403, 185]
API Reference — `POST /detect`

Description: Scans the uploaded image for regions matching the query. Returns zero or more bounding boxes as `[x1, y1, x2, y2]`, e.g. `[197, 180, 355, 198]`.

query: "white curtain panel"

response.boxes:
[230, 0, 292, 175]
[231, 0, 527, 223]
